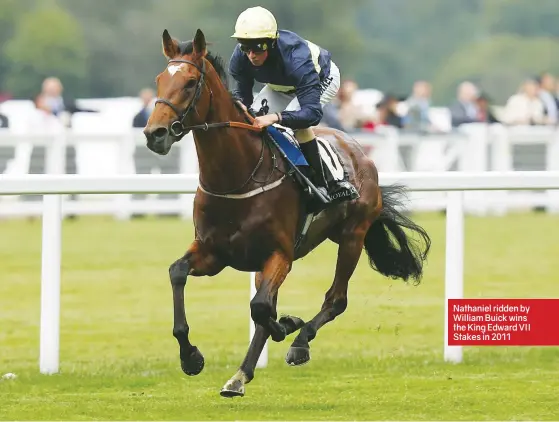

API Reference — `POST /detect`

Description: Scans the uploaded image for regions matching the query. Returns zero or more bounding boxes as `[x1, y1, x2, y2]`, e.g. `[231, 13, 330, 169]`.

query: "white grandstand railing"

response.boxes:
[3, 123, 559, 217]
[2, 171, 559, 374]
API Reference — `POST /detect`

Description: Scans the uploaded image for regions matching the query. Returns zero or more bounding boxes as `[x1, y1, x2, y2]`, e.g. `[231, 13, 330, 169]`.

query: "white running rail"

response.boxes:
[2, 171, 559, 374]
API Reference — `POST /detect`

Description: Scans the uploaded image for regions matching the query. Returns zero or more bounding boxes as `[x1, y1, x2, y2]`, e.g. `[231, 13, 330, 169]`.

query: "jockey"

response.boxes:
[228, 6, 359, 204]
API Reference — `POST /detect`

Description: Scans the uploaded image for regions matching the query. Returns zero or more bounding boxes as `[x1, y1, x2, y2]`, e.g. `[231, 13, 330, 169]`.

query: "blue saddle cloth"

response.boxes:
[266, 126, 308, 166]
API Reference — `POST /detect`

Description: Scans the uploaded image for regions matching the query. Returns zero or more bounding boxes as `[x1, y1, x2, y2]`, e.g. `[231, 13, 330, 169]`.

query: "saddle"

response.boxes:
[234, 101, 354, 213]
[266, 125, 352, 203]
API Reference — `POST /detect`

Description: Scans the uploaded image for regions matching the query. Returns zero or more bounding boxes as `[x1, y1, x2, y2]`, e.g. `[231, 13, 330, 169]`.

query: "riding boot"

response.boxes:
[300, 138, 360, 203]
[299, 139, 330, 197]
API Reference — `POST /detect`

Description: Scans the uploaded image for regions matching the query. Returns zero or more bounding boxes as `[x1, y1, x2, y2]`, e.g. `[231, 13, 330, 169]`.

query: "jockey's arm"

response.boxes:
[280, 64, 323, 130]
[229, 48, 254, 108]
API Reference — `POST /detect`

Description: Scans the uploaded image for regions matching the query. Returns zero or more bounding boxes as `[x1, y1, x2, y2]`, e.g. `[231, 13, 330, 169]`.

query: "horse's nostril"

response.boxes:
[153, 127, 168, 139]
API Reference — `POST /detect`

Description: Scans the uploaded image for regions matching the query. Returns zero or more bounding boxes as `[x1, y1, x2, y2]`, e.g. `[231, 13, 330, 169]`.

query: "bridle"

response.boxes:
[154, 57, 261, 137]
[154, 58, 210, 137]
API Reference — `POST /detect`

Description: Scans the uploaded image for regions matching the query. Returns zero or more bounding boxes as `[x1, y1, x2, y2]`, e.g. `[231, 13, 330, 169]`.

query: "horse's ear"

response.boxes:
[162, 29, 179, 59]
[193, 29, 207, 57]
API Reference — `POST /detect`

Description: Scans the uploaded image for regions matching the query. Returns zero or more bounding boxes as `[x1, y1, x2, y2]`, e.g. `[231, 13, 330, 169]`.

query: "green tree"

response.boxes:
[58, 0, 156, 96]
[487, 0, 559, 38]
[349, 40, 412, 96]
[0, 0, 35, 95]
[433, 35, 559, 104]
[6, 0, 559, 103]
[3, 4, 87, 98]
[357, 0, 484, 93]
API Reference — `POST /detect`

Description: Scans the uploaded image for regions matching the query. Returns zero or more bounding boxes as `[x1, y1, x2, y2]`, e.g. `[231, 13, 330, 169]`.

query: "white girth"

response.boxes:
[197, 175, 287, 199]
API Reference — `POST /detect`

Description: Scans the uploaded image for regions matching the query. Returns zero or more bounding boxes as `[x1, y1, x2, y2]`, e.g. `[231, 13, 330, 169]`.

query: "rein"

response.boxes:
[155, 57, 284, 198]
[182, 120, 263, 133]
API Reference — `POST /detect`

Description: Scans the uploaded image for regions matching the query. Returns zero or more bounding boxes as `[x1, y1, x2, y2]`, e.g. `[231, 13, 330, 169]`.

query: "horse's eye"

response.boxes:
[185, 79, 197, 90]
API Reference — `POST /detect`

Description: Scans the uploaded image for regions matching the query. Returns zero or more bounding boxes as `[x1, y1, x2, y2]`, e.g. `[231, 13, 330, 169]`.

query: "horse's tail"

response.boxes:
[363, 184, 431, 284]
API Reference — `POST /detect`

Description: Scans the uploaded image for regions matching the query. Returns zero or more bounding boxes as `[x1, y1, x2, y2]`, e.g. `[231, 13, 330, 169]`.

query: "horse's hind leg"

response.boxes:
[169, 240, 223, 376]
[286, 220, 370, 366]
[220, 253, 304, 398]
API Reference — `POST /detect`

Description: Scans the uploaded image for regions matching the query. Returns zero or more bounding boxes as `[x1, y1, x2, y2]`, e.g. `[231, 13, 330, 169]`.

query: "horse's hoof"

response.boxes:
[220, 370, 248, 398]
[220, 383, 245, 398]
[285, 346, 310, 366]
[180, 346, 205, 376]
[278, 315, 306, 336]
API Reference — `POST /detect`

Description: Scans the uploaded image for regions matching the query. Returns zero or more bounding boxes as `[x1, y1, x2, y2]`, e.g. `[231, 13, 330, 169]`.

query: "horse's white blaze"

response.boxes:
[167, 64, 184, 76]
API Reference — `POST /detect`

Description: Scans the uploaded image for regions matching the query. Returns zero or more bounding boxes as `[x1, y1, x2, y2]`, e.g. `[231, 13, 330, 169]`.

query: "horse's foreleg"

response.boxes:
[220, 252, 303, 398]
[169, 240, 222, 376]
[286, 222, 369, 366]
[220, 272, 269, 398]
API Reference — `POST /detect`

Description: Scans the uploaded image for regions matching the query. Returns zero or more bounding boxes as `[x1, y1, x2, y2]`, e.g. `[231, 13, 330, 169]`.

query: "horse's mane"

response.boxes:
[178, 41, 229, 90]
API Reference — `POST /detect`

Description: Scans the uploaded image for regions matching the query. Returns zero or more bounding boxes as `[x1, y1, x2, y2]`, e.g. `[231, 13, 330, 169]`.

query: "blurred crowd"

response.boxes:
[0, 77, 97, 130]
[320, 72, 559, 134]
[2, 72, 559, 135]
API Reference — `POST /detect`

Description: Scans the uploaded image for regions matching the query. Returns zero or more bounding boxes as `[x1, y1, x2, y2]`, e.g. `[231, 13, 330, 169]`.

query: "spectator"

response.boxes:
[334, 79, 368, 131]
[41, 77, 66, 116]
[0, 95, 9, 128]
[374, 94, 403, 129]
[0, 100, 7, 128]
[537, 72, 559, 125]
[320, 102, 345, 131]
[502, 78, 545, 126]
[403, 80, 435, 132]
[449, 81, 480, 128]
[40, 77, 96, 125]
[475, 93, 499, 124]
[132, 88, 155, 128]
[30, 93, 64, 131]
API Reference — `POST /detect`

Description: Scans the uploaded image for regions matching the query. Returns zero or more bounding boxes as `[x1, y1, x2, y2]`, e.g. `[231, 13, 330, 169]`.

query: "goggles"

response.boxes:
[239, 41, 269, 54]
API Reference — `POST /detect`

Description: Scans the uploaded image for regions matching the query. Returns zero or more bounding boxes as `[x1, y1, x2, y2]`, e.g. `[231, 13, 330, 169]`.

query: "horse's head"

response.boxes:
[144, 29, 211, 155]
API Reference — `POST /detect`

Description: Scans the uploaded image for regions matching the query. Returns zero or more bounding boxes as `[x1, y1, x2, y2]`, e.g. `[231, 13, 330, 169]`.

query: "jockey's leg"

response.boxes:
[250, 85, 294, 116]
[295, 128, 330, 196]
[296, 128, 360, 202]
[284, 61, 359, 203]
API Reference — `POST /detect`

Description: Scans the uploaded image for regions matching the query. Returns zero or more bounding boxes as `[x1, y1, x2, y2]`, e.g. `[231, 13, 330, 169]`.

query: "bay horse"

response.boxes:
[143, 28, 431, 397]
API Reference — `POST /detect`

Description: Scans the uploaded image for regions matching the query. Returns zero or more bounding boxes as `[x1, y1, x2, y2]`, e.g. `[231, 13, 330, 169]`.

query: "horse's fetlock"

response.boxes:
[173, 325, 189, 340]
[292, 331, 311, 348]
[243, 368, 255, 383]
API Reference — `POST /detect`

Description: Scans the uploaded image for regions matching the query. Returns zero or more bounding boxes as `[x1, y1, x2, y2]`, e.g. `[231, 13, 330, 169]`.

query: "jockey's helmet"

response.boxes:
[231, 6, 278, 40]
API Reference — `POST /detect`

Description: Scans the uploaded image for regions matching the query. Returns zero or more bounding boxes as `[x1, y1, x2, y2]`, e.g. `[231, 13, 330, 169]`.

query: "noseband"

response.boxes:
[154, 58, 210, 137]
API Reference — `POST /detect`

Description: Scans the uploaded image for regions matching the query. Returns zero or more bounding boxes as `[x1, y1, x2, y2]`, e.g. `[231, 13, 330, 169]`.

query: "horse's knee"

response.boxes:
[169, 258, 190, 286]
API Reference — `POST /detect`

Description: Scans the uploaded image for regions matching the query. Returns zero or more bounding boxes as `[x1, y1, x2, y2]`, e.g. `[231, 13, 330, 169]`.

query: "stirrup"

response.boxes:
[315, 186, 331, 201]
